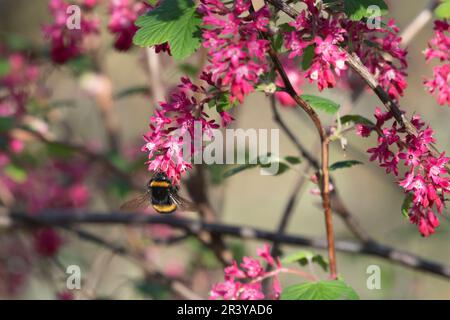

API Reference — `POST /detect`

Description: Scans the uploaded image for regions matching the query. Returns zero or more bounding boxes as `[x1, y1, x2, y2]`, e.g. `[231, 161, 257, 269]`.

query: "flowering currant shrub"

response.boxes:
[0, 0, 449, 300]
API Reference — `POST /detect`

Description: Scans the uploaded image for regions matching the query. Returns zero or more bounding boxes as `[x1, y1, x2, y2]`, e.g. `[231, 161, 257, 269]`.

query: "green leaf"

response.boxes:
[114, 86, 149, 100]
[4, 164, 27, 183]
[301, 95, 340, 114]
[208, 92, 236, 112]
[133, 0, 202, 60]
[282, 250, 328, 271]
[401, 193, 414, 219]
[281, 280, 359, 300]
[46, 143, 75, 159]
[216, 93, 235, 113]
[329, 160, 363, 171]
[435, 1, 450, 19]
[135, 280, 170, 299]
[223, 154, 301, 178]
[66, 55, 95, 76]
[284, 156, 301, 165]
[339, 114, 375, 126]
[0, 117, 15, 133]
[255, 82, 277, 94]
[271, 33, 284, 52]
[223, 163, 258, 178]
[344, 0, 388, 21]
[0, 59, 10, 77]
[178, 63, 199, 77]
[278, 22, 295, 33]
[301, 45, 315, 71]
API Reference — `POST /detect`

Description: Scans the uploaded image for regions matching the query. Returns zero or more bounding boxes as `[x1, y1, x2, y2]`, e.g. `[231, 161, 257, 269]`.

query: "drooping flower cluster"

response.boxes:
[43, 0, 99, 64]
[210, 244, 281, 300]
[283, 0, 348, 91]
[200, 0, 271, 103]
[357, 108, 449, 236]
[282, 0, 408, 99]
[142, 77, 219, 185]
[344, 19, 408, 100]
[107, 0, 148, 51]
[424, 20, 450, 106]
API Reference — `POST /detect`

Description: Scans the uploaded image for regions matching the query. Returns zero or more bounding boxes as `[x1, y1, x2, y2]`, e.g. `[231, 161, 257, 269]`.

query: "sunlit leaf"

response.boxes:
[281, 280, 359, 300]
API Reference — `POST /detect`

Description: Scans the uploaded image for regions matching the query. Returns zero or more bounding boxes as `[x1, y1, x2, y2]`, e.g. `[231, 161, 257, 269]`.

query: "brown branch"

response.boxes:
[7, 211, 450, 279]
[270, 88, 372, 242]
[264, 33, 337, 278]
[269, 96, 311, 252]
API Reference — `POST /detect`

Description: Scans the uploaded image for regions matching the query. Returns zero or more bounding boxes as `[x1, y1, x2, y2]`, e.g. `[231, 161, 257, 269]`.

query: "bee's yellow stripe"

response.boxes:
[150, 181, 171, 188]
[152, 204, 177, 213]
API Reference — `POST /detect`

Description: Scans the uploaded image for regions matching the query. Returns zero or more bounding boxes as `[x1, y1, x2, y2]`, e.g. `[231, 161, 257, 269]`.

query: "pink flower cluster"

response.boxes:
[200, 0, 271, 103]
[0, 53, 39, 117]
[424, 20, 450, 106]
[43, 0, 99, 64]
[283, 0, 348, 91]
[107, 0, 148, 51]
[210, 244, 281, 300]
[345, 19, 408, 100]
[2, 160, 90, 214]
[142, 77, 219, 185]
[357, 108, 449, 236]
[0, 52, 38, 171]
[282, 1, 407, 98]
[33, 228, 64, 257]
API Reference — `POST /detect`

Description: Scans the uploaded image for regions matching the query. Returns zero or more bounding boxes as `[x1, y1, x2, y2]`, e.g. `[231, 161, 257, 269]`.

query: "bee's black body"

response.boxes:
[120, 172, 193, 214]
[147, 172, 177, 213]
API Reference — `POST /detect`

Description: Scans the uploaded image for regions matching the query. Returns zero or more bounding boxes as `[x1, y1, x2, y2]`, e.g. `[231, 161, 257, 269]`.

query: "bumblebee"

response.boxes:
[120, 172, 195, 214]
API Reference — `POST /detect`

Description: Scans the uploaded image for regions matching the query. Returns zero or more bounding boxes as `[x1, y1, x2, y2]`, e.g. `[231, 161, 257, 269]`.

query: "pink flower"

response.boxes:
[210, 245, 279, 300]
[343, 19, 408, 100]
[57, 290, 75, 300]
[142, 77, 220, 185]
[283, 2, 348, 91]
[257, 243, 275, 266]
[424, 64, 450, 106]
[107, 0, 148, 51]
[241, 257, 264, 278]
[362, 108, 449, 236]
[423, 20, 450, 106]
[33, 228, 63, 257]
[43, 0, 99, 64]
[201, 0, 270, 103]
[275, 63, 303, 107]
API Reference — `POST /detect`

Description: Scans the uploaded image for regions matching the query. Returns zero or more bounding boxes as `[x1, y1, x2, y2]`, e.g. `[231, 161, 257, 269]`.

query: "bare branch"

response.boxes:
[8, 211, 450, 279]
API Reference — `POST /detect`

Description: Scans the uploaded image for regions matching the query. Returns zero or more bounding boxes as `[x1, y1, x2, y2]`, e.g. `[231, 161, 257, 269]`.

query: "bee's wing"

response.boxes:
[120, 192, 150, 211]
[169, 191, 197, 212]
